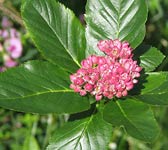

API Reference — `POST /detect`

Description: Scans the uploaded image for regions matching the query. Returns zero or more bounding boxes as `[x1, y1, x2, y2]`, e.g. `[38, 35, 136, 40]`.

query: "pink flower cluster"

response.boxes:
[0, 17, 23, 71]
[70, 39, 142, 101]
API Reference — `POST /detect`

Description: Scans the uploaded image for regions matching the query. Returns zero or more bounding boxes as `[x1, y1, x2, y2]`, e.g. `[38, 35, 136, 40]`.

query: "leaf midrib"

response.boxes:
[137, 91, 168, 96]
[135, 84, 168, 96]
[141, 56, 163, 58]
[31, 3, 81, 67]
[116, 0, 122, 38]
[74, 111, 95, 149]
[0, 89, 73, 100]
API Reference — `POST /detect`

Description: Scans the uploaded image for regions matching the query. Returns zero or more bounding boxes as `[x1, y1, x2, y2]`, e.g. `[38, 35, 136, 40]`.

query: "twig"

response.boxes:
[0, 3, 23, 26]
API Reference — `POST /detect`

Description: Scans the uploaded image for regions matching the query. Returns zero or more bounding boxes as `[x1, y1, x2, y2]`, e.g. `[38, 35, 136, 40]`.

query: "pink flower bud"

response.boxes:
[122, 90, 128, 96]
[107, 93, 114, 99]
[74, 78, 84, 86]
[126, 83, 134, 90]
[70, 74, 77, 83]
[117, 66, 125, 74]
[134, 72, 140, 78]
[113, 39, 122, 48]
[95, 94, 102, 101]
[116, 84, 123, 91]
[83, 75, 90, 82]
[77, 68, 87, 75]
[91, 55, 99, 64]
[70, 84, 76, 89]
[74, 86, 81, 93]
[98, 57, 106, 65]
[135, 67, 142, 72]
[122, 42, 129, 48]
[116, 92, 122, 98]
[81, 59, 92, 69]
[97, 40, 110, 52]
[84, 83, 93, 92]
[133, 79, 138, 84]
[80, 90, 87, 96]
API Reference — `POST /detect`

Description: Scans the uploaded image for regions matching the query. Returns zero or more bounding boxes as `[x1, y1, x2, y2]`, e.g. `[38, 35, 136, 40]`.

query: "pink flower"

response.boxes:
[4, 38, 23, 59]
[10, 28, 20, 38]
[0, 30, 9, 39]
[70, 39, 142, 101]
[3, 55, 18, 68]
[0, 67, 6, 72]
[1, 17, 12, 28]
[0, 28, 20, 39]
[97, 39, 133, 59]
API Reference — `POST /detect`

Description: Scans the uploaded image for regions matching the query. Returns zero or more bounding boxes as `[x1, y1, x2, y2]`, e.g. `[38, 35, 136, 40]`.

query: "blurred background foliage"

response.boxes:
[0, 0, 168, 149]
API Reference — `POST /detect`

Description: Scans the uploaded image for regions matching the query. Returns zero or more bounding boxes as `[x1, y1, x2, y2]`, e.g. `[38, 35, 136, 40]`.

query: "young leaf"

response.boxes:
[0, 61, 90, 114]
[134, 45, 165, 72]
[103, 99, 159, 142]
[22, 0, 86, 72]
[47, 110, 112, 150]
[132, 72, 168, 105]
[85, 0, 148, 56]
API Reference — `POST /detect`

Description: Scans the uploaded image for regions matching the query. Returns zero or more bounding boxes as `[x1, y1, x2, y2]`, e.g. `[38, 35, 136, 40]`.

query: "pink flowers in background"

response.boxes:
[4, 38, 22, 59]
[0, 17, 23, 71]
[1, 16, 12, 28]
[70, 39, 142, 101]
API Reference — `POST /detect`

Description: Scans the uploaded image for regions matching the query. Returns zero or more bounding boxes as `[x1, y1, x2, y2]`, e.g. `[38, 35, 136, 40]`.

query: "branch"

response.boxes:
[0, 3, 24, 26]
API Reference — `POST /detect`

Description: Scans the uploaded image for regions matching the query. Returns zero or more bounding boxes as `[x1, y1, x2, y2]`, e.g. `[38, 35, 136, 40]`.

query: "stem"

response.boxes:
[42, 114, 53, 150]
[0, 3, 23, 26]
[31, 116, 39, 136]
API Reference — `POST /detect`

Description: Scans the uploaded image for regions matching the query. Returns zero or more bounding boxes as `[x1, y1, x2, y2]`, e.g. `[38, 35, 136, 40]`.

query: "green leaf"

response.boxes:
[47, 109, 112, 150]
[133, 72, 168, 105]
[85, 0, 148, 56]
[20, 48, 39, 62]
[134, 45, 165, 72]
[23, 135, 40, 150]
[22, 0, 86, 72]
[0, 61, 90, 114]
[103, 99, 159, 142]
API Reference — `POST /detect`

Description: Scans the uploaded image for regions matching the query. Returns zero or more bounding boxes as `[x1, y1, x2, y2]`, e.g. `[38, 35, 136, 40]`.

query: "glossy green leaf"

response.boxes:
[132, 72, 168, 105]
[85, 0, 148, 56]
[47, 110, 112, 150]
[134, 45, 165, 72]
[0, 61, 90, 114]
[22, 0, 86, 72]
[103, 99, 159, 142]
